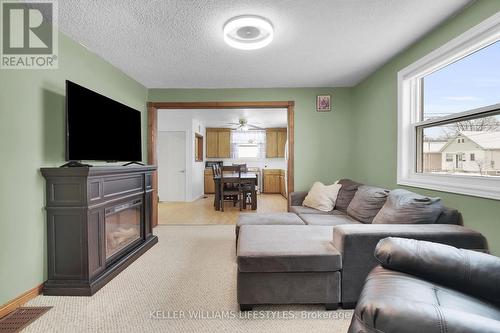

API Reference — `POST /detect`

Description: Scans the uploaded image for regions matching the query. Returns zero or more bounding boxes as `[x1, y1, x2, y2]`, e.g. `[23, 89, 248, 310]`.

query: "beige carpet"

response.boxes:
[24, 226, 353, 332]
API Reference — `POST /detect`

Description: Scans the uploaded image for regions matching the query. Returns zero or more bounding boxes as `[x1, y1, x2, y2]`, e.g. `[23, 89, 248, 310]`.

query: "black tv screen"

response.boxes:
[66, 81, 142, 162]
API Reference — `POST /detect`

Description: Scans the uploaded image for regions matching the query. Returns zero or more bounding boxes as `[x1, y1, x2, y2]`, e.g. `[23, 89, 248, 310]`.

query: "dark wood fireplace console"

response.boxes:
[41, 165, 158, 296]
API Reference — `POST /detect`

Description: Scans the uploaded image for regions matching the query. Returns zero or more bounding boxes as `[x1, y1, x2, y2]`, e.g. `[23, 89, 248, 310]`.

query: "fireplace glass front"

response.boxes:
[105, 199, 142, 260]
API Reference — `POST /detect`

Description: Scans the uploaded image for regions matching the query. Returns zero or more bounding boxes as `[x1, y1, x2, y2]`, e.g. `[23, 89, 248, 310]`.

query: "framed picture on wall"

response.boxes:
[316, 95, 331, 112]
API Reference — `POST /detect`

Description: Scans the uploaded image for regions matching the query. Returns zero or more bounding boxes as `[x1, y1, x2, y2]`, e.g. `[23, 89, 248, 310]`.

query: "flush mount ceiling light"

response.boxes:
[223, 15, 274, 50]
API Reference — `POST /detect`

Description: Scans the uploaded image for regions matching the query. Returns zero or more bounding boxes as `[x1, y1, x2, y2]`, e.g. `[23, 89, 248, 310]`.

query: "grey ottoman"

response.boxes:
[235, 213, 305, 243]
[237, 225, 341, 311]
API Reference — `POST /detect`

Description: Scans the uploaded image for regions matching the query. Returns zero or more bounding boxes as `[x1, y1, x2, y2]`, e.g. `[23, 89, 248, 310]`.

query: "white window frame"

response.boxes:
[397, 12, 500, 200]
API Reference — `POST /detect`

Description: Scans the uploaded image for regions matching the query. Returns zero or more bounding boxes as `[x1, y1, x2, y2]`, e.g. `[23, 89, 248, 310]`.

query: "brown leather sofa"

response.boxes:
[349, 237, 500, 333]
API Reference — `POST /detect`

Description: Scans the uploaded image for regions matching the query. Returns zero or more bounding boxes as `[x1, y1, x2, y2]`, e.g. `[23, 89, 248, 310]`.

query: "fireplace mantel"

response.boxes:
[41, 165, 158, 296]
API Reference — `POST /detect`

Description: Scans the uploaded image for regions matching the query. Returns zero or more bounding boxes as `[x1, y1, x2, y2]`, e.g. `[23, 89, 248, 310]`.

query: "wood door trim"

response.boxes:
[0, 283, 44, 319]
[147, 101, 295, 216]
[147, 106, 158, 227]
[147, 101, 294, 109]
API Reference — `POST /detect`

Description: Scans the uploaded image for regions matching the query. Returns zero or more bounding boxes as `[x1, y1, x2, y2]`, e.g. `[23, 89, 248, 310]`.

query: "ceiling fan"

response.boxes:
[227, 118, 264, 131]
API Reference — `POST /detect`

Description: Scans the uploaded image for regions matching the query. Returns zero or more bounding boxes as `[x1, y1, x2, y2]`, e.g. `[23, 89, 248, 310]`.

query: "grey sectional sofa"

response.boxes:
[349, 238, 500, 333]
[236, 179, 489, 310]
[289, 179, 461, 226]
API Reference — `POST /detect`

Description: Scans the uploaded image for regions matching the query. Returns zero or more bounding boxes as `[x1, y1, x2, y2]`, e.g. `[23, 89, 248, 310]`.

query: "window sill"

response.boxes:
[397, 173, 500, 200]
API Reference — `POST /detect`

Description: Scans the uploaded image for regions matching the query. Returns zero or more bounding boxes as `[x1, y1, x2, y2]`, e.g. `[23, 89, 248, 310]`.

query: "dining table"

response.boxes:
[213, 172, 258, 211]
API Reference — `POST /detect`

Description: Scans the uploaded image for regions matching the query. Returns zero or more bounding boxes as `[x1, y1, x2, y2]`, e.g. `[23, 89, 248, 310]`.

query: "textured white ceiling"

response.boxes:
[58, 0, 472, 88]
[159, 108, 288, 128]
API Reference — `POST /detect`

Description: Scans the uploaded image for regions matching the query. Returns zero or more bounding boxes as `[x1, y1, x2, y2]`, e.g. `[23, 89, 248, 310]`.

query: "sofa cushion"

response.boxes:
[303, 182, 342, 212]
[347, 186, 390, 223]
[372, 189, 443, 224]
[335, 179, 362, 213]
[237, 225, 341, 272]
[350, 266, 500, 333]
[290, 205, 332, 215]
[236, 213, 305, 237]
[299, 213, 361, 226]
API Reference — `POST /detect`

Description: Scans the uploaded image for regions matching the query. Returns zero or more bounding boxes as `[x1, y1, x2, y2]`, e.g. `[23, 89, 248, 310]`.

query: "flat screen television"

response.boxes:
[66, 80, 142, 162]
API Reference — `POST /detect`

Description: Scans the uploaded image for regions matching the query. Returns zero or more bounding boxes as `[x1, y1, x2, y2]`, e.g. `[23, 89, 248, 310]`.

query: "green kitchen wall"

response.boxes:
[148, 88, 354, 190]
[350, 0, 500, 255]
[0, 33, 148, 305]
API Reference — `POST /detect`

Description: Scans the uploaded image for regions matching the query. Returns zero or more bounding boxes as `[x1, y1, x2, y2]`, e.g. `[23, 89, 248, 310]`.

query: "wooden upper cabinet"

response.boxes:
[266, 128, 287, 158]
[217, 130, 231, 158]
[266, 130, 278, 158]
[206, 128, 231, 158]
[277, 130, 287, 158]
[206, 129, 219, 158]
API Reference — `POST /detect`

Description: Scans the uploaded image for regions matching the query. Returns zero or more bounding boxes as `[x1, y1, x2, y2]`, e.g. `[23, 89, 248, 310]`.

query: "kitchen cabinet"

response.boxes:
[204, 168, 215, 194]
[266, 128, 287, 158]
[206, 128, 231, 158]
[263, 169, 281, 193]
[217, 130, 230, 157]
[206, 130, 218, 158]
[277, 130, 287, 158]
[266, 131, 278, 158]
[263, 169, 287, 197]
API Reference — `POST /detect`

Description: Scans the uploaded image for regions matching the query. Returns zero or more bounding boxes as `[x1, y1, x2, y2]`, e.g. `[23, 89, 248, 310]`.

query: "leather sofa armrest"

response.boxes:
[349, 293, 500, 333]
[375, 237, 500, 307]
[289, 191, 308, 207]
[331, 224, 488, 304]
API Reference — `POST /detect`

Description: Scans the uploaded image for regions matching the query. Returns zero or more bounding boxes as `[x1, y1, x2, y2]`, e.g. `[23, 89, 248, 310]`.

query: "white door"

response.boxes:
[158, 131, 186, 201]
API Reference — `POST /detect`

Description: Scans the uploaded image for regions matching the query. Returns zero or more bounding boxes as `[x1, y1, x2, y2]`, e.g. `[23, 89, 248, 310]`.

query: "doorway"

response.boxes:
[147, 101, 295, 227]
[157, 131, 186, 201]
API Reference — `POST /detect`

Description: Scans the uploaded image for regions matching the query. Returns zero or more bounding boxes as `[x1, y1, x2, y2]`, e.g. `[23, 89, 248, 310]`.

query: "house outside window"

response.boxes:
[397, 13, 500, 199]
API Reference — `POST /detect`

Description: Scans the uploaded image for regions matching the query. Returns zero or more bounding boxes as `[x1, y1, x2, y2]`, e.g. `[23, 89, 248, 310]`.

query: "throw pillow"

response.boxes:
[335, 179, 362, 213]
[303, 182, 342, 212]
[372, 189, 443, 224]
[347, 186, 390, 223]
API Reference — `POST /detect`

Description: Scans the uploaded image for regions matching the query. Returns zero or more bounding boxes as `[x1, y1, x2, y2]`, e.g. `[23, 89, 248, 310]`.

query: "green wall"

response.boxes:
[0, 33, 148, 305]
[351, 0, 500, 255]
[149, 88, 353, 190]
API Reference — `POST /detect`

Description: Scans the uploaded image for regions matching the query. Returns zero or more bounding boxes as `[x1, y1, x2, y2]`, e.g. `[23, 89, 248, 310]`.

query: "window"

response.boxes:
[231, 130, 266, 159]
[236, 144, 259, 158]
[398, 14, 500, 200]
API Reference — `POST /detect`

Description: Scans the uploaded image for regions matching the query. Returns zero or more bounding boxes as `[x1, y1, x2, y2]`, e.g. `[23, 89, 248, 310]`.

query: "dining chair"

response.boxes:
[211, 165, 221, 208]
[232, 163, 248, 173]
[220, 166, 242, 211]
[232, 164, 253, 209]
